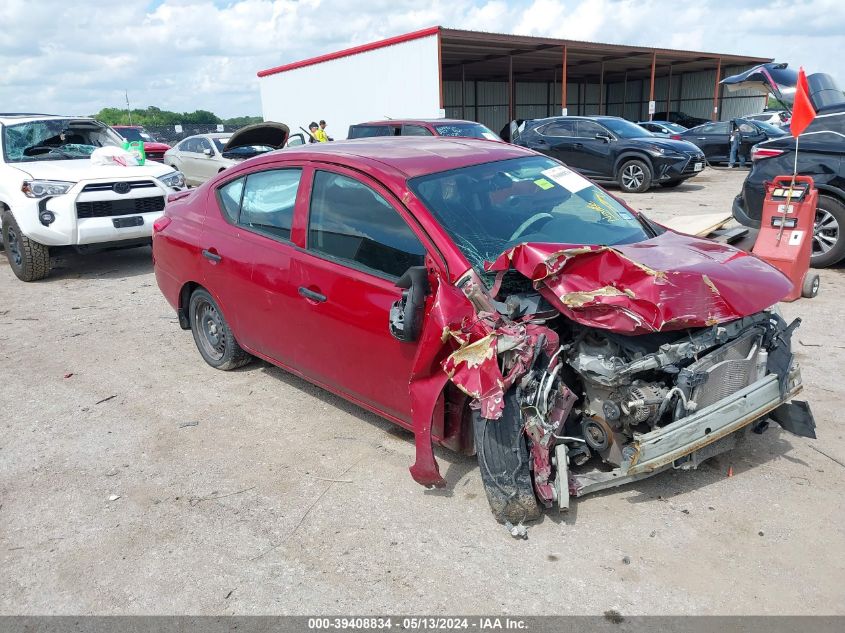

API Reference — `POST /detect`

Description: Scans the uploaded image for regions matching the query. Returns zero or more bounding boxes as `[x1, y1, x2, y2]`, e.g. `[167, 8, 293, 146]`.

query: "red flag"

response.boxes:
[791, 67, 816, 137]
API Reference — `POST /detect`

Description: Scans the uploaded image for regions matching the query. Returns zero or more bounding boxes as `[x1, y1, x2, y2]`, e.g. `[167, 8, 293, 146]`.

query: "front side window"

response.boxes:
[308, 171, 426, 278]
[696, 122, 729, 135]
[409, 156, 650, 272]
[197, 138, 213, 153]
[595, 119, 651, 139]
[218, 177, 245, 223]
[574, 120, 608, 138]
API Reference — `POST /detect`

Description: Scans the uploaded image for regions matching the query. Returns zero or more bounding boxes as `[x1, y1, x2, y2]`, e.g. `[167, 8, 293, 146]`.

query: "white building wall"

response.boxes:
[259, 34, 441, 140]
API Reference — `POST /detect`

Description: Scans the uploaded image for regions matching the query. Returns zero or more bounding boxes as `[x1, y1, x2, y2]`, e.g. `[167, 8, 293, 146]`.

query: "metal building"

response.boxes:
[258, 26, 771, 138]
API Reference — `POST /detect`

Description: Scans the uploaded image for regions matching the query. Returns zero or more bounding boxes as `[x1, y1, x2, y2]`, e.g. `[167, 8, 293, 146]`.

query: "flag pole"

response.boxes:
[776, 134, 799, 245]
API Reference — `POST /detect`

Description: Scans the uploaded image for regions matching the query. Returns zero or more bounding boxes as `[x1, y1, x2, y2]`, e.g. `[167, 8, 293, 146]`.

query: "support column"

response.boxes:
[712, 57, 722, 121]
[622, 72, 628, 119]
[508, 55, 514, 123]
[665, 64, 673, 115]
[561, 45, 568, 115]
[599, 61, 605, 114]
[648, 51, 656, 120]
[461, 64, 466, 120]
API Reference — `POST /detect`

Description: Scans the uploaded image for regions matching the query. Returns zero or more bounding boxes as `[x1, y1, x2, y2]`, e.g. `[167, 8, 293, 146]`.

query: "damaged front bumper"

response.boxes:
[571, 362, 810, 497]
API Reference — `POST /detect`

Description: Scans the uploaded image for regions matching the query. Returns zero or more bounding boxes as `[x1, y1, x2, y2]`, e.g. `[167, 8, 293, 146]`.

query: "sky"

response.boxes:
[1, 0, 843, 119]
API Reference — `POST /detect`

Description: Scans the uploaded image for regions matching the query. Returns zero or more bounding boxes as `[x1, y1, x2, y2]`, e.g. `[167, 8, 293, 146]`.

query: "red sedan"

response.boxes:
[153, 137, 814, 525]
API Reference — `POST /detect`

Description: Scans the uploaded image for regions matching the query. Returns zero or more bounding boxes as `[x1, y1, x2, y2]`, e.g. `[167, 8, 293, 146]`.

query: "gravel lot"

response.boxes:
[1, 166, 844, 615]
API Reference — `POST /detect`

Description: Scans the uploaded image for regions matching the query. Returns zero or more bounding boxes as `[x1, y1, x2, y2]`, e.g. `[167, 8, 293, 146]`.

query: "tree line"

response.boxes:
[92, 106, 262, 127]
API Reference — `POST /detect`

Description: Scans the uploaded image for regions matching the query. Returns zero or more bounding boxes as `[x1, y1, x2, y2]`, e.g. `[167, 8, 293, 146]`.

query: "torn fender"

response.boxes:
[487, 231, 793, 334]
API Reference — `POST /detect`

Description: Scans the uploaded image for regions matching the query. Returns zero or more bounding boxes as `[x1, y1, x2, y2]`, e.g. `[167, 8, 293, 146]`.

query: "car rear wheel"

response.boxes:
[617, 159, 652, 193]
[811, 195, 845, 268]
[1, 210, 51, 282]
[188, 288, 252, 370]
[473, 393, 541, 524]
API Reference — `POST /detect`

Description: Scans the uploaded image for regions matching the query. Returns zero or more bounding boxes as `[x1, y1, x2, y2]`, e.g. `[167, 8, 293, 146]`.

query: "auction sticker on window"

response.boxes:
[541, 165, 591, 193]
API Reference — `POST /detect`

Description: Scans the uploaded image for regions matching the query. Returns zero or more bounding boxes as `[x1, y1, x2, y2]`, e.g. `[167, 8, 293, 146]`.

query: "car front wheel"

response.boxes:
[188, 288, 252, 370]
[1, 210, 51, 281]
[812, 195, 845, 268]
[473, 393, 541, 524]
[617, 159, 652, 193]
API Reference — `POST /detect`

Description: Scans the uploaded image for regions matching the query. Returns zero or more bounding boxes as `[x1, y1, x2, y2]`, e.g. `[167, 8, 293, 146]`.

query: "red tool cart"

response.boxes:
[752, 175, 820, 301]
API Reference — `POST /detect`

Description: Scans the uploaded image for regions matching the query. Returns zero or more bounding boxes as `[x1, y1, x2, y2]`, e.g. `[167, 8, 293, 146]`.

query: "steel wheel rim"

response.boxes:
[6, 226, 22, 267]
[622, 165, 645, 189]
[811, 276, 820, 294]
[813, 207, 839, 256]
[195, 300, 226, 361]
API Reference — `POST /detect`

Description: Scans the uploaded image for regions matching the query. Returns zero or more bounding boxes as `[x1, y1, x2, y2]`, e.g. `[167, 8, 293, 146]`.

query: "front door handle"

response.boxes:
[697, 137, 707, 140]
[202, 249, 222, 263]
[298, 287, 327, 303]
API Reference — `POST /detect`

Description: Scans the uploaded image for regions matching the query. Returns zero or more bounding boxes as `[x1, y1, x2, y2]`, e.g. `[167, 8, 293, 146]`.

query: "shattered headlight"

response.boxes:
[159, 171, 185, 189]
[21, 180, 75, 198]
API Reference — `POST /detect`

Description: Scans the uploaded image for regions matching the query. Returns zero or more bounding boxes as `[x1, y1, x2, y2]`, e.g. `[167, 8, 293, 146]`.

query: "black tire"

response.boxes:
[188, 288, 252, 370]
[473, 393, 541, 524]
[1, 210, 51, 282]
[802, 273, 820, 298]
[811, 195, 845, 268]
[617, 158, 652, 193]
[659, 179, 684, 188]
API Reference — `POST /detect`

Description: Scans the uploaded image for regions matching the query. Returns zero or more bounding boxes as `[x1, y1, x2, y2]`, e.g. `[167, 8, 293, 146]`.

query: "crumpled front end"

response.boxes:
[406, 233, 814, 519]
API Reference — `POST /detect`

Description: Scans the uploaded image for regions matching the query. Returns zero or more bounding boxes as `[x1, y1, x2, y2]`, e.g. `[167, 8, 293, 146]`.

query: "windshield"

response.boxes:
[116, 127, 154, 142]
[2, 118, 123, 162]
[213, 138, 230, 151]
[599, 119, 652, 139]
[433, 123, 501, 140]
[409, 156, 650, 271]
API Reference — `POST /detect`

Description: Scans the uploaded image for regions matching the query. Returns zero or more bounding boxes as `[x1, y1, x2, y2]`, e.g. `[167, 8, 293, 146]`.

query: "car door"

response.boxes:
[195, 137, 221, 183]
[200, 166, 305, 363]
[570, 120, 617, 178]
[532, 120, 578, 165]
[286, 167, 430, 422]
[177, 138, 201, 185]
[687, 122, 730, 161]
[737, 120, 766, 156]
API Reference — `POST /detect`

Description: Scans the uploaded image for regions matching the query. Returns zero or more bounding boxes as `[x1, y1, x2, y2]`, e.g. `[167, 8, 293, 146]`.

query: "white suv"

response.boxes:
[0, 114, 186, 281]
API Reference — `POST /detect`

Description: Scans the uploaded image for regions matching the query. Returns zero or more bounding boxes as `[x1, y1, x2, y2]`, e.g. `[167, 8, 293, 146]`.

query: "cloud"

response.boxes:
[0, 0, 841, 118]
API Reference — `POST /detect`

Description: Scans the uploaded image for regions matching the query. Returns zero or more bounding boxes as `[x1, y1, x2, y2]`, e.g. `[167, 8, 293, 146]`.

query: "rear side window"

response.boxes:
[402, 125, 433, 136]
[218, 177, 245, 223]
[307, 171, 426, 278]
[216, 169, 302, 240]
[348, 125, 391, 139]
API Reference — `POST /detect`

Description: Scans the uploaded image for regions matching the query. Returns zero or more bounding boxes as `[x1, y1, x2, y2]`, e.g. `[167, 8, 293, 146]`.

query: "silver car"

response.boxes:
[164, 122, 304, 186]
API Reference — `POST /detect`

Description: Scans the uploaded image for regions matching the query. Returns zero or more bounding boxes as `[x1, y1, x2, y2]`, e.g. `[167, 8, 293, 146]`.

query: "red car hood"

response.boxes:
[143, 141, 171, 152]
[486, 230, 792, 334]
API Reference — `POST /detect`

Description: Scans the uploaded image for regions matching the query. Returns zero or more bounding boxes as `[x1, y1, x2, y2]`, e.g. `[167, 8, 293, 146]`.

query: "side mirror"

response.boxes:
[389, 266, 430, 342]
[203, 148, 213, 157]
[596, 133, 612, 143]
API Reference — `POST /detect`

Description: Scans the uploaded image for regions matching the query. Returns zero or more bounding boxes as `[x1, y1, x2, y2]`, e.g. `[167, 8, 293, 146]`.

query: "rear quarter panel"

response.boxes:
[153, 189, 208, 309]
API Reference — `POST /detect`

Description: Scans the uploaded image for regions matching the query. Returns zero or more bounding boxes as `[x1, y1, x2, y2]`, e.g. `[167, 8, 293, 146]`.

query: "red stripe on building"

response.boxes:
[257, 26, 441, 78]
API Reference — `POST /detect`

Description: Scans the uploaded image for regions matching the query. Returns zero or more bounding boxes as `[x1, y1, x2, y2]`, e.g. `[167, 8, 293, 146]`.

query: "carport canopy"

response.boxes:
[437, 27, 771, 122]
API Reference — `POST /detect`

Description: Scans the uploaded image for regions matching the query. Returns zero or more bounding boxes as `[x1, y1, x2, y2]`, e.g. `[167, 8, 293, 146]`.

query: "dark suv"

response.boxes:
[509, 116, 706, 193]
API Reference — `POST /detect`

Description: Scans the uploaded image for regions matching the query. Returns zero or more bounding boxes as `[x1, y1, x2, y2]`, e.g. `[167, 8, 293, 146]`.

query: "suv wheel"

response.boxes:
[1, 210, 51, 281]
[188, 288, 252, 370]
[812, 195, 845, 268]
[617, 159, 652, 193]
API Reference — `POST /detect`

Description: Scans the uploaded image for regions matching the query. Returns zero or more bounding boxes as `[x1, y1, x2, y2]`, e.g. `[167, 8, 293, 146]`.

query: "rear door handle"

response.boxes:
[298, 287, 327, 303]
[202, 249, 222, 263]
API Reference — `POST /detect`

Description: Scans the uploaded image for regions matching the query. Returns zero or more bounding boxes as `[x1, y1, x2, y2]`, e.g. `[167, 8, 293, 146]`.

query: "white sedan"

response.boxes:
[163, 122, 304, 186]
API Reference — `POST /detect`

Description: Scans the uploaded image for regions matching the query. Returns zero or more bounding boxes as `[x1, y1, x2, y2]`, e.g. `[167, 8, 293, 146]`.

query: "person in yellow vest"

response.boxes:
[319, 120, 333, 141]
[309, 121, 328, 143]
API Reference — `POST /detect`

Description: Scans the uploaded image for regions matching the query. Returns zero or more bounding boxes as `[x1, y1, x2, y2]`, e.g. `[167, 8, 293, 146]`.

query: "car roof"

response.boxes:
[264, 136, 532, 179]
[181, 133, 231, 140]
[354, 119, 481, 126]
